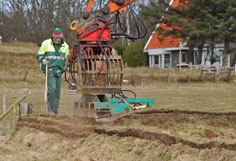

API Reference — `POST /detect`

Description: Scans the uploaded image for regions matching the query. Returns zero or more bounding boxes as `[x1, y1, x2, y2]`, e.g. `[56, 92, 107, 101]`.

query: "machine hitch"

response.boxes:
[73, 94, 154, 122]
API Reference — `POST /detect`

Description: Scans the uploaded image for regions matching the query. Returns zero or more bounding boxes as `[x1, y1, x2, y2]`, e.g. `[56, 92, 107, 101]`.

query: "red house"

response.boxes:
[143, 0, 231, 68]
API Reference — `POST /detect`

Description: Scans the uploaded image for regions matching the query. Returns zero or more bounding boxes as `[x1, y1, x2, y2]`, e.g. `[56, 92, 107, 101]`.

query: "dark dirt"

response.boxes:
[117, 110, 236, 128]
[17, 116, 95, 139]
[135, 109, 236, 116]
[16, 112, 236, 151]
[94, 128, 236, 150]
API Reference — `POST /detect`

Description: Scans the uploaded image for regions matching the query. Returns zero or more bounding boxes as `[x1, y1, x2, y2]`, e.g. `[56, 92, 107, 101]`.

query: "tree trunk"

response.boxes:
[126, 6, 130, 45]
[187, 45, 194, 64]
[222, 40, 229, 67]
[232, 54, 236, 66]
[197, 40, 205, 65]
[210, 43, 214, 65]
[197, 45, 203, 65]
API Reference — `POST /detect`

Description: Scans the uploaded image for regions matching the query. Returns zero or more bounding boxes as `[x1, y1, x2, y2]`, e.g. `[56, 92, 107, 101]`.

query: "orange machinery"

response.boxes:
[65, 0, 153, 121]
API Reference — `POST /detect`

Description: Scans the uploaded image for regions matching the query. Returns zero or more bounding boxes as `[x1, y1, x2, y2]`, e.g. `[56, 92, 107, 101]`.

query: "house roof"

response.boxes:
[144, 0, 184, 51]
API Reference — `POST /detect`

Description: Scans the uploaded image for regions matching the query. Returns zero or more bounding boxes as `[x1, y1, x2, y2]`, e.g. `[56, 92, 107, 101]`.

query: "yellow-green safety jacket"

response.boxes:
[37, 38, 69, 73]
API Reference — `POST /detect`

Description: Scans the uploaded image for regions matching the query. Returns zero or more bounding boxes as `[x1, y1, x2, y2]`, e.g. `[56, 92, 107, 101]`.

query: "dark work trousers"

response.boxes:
[47, 69, 62, 114]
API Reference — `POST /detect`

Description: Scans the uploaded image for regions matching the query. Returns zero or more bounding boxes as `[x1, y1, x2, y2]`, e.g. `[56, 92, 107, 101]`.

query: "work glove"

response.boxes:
[42, 59, 50, 66]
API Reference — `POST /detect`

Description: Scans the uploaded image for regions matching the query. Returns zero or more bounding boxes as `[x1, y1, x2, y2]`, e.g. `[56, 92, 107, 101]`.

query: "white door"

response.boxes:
[164, 53, 171, 68]
[154, 55, 160, 67]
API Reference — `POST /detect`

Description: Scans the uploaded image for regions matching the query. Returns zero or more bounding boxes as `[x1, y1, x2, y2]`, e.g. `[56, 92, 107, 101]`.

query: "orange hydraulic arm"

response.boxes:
[85, 0, 136, 14]
[85, 0, 95, 12]
[106, 0, 137, 13]
[70, 0, 137, 31]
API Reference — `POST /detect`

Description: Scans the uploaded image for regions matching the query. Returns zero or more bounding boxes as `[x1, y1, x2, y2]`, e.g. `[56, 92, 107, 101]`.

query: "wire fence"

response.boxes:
[123, 64, 236, 85]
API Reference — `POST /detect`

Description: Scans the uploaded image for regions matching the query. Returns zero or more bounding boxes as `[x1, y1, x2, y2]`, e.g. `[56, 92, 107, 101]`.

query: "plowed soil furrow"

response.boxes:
[94, 128, 236, 151]
[16, 114, 236, 151]
[17, 122, 85, 138]
[135, 109, 236, 116]
[120, 111, 236, 128]
[17, 117, 95, 138]
[19, 117, 95, 132]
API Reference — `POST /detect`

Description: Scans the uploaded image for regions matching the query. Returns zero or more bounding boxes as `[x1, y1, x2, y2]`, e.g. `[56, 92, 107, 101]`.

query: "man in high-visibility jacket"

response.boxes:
[37, 28, 69, 115]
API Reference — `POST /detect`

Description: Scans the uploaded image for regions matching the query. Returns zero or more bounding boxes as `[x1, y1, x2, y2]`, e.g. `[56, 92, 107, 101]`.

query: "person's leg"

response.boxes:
[47, 71, 58, 113]
[54, 75, 62, 114]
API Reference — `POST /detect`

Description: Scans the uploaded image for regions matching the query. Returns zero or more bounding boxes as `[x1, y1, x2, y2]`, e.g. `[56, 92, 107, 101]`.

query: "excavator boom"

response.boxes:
[85, 0, 94, 12]
[106, 0, 136, 13]
[85, 0, 136, 13]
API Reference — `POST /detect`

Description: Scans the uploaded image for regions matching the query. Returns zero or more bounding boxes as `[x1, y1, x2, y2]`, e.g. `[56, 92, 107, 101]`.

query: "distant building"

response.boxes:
[143, 0, 235, 68]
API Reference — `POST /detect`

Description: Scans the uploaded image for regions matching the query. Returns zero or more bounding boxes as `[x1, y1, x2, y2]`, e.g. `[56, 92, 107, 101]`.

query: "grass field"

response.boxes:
[0, 42, 235, 114]
[0, 42, 236, 161]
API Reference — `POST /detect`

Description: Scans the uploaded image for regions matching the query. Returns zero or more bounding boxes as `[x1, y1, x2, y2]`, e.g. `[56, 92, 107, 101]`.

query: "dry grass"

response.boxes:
[0, 42, 39, 54]
[128, 82, 236, 112]
[1, 42, 236, 161]
[123, 66, 236, 85]
[0, 123, 235, 161]
[0, 41, 236, 120]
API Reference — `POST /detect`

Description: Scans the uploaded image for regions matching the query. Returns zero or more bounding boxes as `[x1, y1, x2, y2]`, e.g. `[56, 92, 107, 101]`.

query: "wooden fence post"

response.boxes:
[0, 95, 26, 122]
[227, 72, 231, 82]
[235, 64, 236, 75]
[23, 70, 29, 81]
[200, 65, 203, 80]
[18, 64, 21, 73]
[213, 66, 216, 82]
[188, 62, 192, 83]
[2, 94, 6, 136]
[125, 63, 127, 68]
[10, 122, 13, 136]
[131, 69, 135, 87]
[167, 67, 170, 84]
[13, 105, 16, 130]
[0, 95, 26, 137]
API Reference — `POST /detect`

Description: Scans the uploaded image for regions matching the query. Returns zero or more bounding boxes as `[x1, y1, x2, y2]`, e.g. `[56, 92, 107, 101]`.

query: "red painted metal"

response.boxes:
[76, 22, 111, 42]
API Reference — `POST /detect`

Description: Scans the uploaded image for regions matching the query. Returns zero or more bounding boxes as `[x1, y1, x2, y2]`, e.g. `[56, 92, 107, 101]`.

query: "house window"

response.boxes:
[154, 55, 159, 64]
[164, 54, 171, 68]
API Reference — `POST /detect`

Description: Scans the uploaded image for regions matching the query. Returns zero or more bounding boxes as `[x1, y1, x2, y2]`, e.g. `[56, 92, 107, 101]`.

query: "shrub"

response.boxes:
[123, 41, 147, 67]
[113, 41, 127, 57]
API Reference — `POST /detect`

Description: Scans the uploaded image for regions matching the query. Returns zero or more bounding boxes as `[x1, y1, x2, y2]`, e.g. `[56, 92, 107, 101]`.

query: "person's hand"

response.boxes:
[42, 59, 50, 66]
